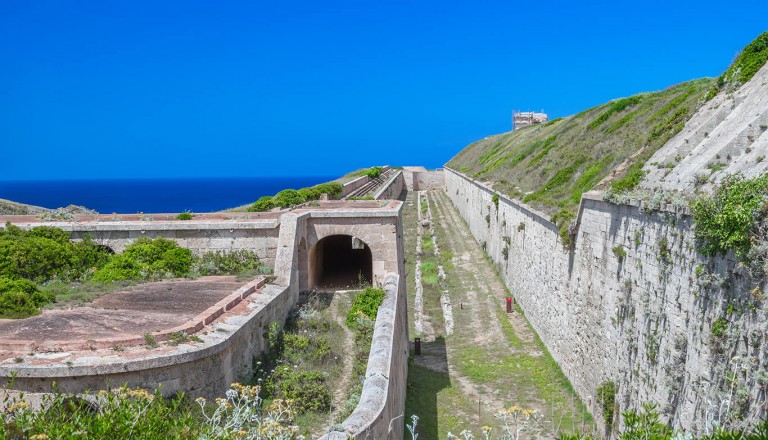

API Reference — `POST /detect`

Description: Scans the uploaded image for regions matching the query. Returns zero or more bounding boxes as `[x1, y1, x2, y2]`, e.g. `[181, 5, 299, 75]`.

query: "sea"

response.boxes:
[0, 177, 337, 214]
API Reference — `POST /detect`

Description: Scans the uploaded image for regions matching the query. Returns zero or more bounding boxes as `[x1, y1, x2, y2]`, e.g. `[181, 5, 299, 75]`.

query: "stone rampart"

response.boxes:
[343, 176, 370, 197]
[444, 167, 767, 433]
[373, 170, 405, 200]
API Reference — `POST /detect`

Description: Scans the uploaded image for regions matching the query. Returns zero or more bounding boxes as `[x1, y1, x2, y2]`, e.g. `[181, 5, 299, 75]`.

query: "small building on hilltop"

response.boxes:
[513, 111, 548, 130]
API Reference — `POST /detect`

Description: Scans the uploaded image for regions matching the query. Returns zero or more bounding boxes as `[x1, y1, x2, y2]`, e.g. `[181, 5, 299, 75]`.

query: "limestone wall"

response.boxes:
[411, 170, 445, 191]
[343, 176, 370, 197]
[17, 220, 280, 267]
[445, 167, 768, 433]
[373, 170, 405, 200]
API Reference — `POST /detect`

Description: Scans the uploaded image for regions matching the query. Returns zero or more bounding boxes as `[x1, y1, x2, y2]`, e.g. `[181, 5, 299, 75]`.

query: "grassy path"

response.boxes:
[404, 189, 595, 439]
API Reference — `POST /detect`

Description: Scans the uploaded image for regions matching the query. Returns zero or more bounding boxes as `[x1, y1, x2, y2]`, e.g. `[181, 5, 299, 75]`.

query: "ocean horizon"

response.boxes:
[0, 176, 337, 214]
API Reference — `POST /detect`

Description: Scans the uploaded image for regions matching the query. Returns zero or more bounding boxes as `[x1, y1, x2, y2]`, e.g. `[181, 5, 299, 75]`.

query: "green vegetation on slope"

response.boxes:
[447, 78, 714, 217]
[247, 182, 343, 212]
[706, 31, 768, 100]
[449, 32, 768, 243]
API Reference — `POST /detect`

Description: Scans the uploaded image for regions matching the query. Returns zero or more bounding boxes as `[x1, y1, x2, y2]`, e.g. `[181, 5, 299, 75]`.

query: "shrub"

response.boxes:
[265, 369, 331, 413]
[0, 277, 54, 318]
[492, 193, 499, 209]
[345, 287, 386, 328]
[0, 226, 111, 282]
[175, 211, 193, 220]
[313, 182, 343, 199]
[711, 317, 728, 339]
[193, 250, 263, 276]
[366, 167, 383, 179]
[620, 403, 672, 440]
[297, 187, 318, 201]
[691, 174, 768, 261]
[92, 254, 142, 282]
[247, 195, 275, 212]
[273, 189, 306, 208]
[93, 237, 192, 282]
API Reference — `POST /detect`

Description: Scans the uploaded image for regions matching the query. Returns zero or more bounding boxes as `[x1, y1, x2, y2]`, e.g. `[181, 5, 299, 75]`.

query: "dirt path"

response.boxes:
[328, 291, 355, 420]
[405, 189, 593, 439]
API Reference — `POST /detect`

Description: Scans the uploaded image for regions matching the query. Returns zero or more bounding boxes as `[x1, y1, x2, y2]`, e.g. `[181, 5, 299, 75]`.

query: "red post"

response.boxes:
[506, 297, 513, 313]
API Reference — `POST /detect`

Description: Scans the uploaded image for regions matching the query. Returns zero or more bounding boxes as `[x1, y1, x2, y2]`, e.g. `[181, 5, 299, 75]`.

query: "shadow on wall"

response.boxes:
[405, 336, 451, 438]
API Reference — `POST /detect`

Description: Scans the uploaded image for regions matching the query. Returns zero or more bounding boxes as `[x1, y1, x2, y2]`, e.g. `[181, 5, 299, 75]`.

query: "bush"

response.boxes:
[0, 277, 53, 318]
[175, 211, 193, 220]
[366, 167, 383, 179]
[93, 237, 192, 282]
[193, 250, 263, 276]
[313, 182, 343, 199]
[345, 287, 386, 327]
[92, 254, 142, 283]
[265, 369, 331, 413]
[273, 189, 306, 208]
[691, 174, 768, 261]
[247, 196, 275, 212]
[0, 226, 111, 282]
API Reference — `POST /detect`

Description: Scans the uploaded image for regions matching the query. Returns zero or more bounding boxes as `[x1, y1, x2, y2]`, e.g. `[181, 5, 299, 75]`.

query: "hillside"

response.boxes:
[0, 198, 96, 216]
[640, 36, 768, 192]
[447, 33, 768, 223]
[447, 78, 714, 218]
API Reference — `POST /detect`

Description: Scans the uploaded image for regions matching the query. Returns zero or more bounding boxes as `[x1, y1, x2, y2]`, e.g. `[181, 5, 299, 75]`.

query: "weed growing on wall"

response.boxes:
[596, 381, 617, 434]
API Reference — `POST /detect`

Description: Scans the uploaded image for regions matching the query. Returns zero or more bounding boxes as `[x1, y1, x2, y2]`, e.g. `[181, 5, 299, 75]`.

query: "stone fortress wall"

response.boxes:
[1, 172, 410, 439]
[402, 166, 445, 191]
[445, 167, 767, 432]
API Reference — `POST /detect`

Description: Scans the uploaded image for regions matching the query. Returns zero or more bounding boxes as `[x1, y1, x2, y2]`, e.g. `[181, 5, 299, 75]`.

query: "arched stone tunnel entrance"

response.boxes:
[308, 235, 372, 289]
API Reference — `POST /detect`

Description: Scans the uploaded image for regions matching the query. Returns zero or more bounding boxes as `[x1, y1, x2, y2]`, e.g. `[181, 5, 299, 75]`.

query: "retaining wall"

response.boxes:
[343, 176, 371, 197]
[373, 171, 405, 200]
[411, 170, 445, 191]
[445, 167, 768, 433]
[0, 281, 296, 398]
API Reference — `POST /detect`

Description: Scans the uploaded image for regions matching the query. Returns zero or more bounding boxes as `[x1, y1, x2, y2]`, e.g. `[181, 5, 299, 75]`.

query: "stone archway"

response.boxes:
[308, 234, 372, 289]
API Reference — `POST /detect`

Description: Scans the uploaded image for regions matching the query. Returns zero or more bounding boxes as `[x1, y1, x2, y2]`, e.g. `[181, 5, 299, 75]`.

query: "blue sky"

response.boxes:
[1, 1, 765, 180]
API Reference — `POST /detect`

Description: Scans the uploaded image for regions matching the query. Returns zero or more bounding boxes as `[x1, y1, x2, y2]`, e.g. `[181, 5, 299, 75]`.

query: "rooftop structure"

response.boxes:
[513, 111, 548, 130]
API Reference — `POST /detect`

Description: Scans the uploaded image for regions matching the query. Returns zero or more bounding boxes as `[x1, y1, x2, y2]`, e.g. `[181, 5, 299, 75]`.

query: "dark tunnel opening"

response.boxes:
[309, 235, 372, 289]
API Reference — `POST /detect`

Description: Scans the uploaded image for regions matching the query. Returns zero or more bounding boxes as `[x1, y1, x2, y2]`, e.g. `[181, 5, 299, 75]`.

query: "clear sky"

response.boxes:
[0, 1, 765, 180]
